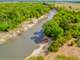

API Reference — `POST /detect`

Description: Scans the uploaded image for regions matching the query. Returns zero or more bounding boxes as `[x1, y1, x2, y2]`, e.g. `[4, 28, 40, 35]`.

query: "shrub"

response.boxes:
[48, 37, 65, 52]
[43, 7, 80, 52]
[28, 56, 44, 60]
[43, 21, 63, 39]
[55, 55, 79, 60]
[74, 39, 80, 47]
[0, 2, 51, 31]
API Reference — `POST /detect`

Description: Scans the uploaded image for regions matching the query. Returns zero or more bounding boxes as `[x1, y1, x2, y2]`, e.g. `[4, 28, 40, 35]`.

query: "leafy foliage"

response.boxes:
[43, 21, 63, 39]
[28, 56, 44, 60]
[0, 2, 51, 31]
[48, 37, 66, 52]
[43, 7, 80, 52]
[55, 55, 79, 60]
[74, 38, 80, 47]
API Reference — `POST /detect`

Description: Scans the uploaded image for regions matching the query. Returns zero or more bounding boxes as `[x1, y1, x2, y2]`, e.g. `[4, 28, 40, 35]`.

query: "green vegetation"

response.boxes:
[55, 55, 79, 60]
[0, 2, 51, 31]
[28, 56, 44, 60]
[74, 38, 80, 47]
[43, 7, 80, 52]
[43, 21, 63, 39]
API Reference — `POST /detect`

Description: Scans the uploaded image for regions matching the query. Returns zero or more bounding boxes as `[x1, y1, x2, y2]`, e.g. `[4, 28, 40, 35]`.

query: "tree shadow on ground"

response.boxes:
[31, 30, 44, 44]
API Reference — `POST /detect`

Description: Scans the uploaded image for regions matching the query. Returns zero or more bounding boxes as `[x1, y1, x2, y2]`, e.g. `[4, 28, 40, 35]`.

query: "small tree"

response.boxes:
[43, 21, 63, 39]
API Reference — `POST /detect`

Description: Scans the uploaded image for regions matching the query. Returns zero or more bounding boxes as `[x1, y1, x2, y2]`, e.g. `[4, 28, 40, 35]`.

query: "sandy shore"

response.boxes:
[24, 43, 48, 60]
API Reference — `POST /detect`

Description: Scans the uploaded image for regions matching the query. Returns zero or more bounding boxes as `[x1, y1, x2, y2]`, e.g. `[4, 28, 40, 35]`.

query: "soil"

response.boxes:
[44, 38, 80, 60]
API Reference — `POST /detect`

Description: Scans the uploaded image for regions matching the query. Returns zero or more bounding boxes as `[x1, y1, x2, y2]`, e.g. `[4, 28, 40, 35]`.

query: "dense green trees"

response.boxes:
[43, 7, 80, 52]
[0, 2, 51, 31]
[43, 21, 63, 39]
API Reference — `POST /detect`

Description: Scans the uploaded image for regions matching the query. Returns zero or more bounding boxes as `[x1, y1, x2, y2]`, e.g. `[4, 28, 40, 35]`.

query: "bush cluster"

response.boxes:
[0, 2, 51, 31]
[28, 56, 44, 60]
[43, 8, 80, 52]
[55, 55, 79, 60]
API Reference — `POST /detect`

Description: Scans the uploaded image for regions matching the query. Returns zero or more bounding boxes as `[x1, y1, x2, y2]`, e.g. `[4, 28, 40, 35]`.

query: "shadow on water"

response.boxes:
[30, 9, 57, 44]
[31, 29, 44, 44]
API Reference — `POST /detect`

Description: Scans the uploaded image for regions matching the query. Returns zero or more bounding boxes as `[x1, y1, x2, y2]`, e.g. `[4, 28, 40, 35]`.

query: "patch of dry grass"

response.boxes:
[55, 3, 80, 11]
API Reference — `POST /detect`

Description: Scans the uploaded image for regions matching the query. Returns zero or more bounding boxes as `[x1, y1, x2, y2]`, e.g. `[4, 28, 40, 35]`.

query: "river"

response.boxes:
[0, 9, 57, 60]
